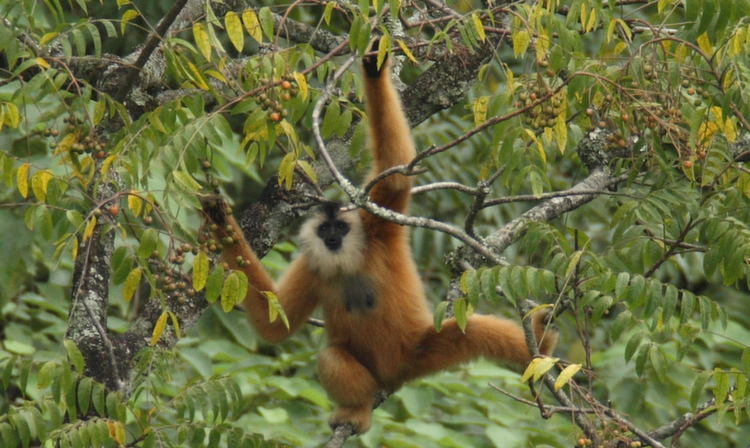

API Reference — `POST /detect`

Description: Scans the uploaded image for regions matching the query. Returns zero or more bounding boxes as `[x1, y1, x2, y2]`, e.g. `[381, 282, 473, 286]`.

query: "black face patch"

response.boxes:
[316, 218, 349, 251]
[342, 275, 377, 312]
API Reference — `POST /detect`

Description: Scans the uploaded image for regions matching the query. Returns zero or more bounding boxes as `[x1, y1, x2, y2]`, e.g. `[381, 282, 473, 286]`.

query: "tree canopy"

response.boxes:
[1, 0, 749, 447]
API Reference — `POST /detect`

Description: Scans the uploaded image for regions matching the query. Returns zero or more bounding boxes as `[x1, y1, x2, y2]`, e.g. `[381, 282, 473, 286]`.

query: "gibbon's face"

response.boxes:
[316, 216, 350, 251]
[299, 202, 366, 277]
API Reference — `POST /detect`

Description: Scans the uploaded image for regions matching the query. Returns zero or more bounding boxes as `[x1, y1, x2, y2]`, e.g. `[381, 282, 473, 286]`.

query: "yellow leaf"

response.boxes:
[225, 11, 244, 53]
[614, 18, 631, 41]
[101, 154, 117, 178]
[513, 29, 531, 57]
[116, 0, 131, 6]
[657, 0, 669, 14]
[729, 28, 745, 57]
[698, 121, 718, 145]
[35, 57, 50, 69]
[524, 129, 546, 164]
[606, 20, 616, 44]
[521, 357, 541, 383]
[40, 32, 59, 46]
[580, 3, 588, 30]
[205, 69, 228, 84]
[83, 216, 97, 241]
[127, 191, 143, 217]
[123, 267, 142, 302]
[261, 291, 290, 329]
[150, 311, 169, 346]
[120, 9, 139, 35]
[193, 251, 209, 292]
[3, 103, 19, 128]
[323, 2, 335, 25]
[554, 363, 582, 391]
[697, 32, 713, 56]
[242, 9, 262, 43]
[31, 169, 53, 202]
[473, 96, 489, 126]
[543, 126, 553, 145]
[114, 422, 126, 444]
[396, 39, 417, 63]
[554, 114, 567, 153]
[724, 118, 737, 143]
[17, 163, 29, 198]
[186, 61, 210, 90]
[585, 8, 597, 33]
[193, 22, 211, 62]
[675, 44, 688, 63]
[377, 33, 391, 71]
[54, 132, 78, 155]
[71, 236, 78, 260]
[471, 13, 486, 42]
[293, 72, 308, 101]
[534, 30, 550, 63]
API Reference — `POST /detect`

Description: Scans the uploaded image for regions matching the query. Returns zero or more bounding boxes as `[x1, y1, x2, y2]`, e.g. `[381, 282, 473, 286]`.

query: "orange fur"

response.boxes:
[204, 56, 557, 434]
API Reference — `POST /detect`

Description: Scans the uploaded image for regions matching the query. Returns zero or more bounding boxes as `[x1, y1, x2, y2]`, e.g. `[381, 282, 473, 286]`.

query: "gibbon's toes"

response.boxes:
[362, 38, 384, 78]
[329, 406, 372, 434]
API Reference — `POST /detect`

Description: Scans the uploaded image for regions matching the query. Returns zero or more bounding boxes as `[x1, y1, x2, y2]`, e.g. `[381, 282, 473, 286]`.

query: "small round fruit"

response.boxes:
[108, 205, 120, 217]
[683, 160, 693, 168]
[269, 112, 282, 122]
[281, 80, 292, 90]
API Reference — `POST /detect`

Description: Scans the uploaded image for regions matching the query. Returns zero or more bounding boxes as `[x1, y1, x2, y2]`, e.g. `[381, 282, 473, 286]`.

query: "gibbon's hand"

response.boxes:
[362, 38, 385, 78]
[198, 194, 230, 227]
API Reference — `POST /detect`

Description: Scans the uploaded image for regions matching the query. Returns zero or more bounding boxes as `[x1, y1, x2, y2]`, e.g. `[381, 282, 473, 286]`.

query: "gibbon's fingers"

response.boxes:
[399, 314, 558, 383]
[198, 194, 230, 227]
[318, 346, 378, 433]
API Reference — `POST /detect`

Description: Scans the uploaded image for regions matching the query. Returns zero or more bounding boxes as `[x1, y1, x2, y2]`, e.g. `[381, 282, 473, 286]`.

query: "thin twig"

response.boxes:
[116, 0, 189, 100]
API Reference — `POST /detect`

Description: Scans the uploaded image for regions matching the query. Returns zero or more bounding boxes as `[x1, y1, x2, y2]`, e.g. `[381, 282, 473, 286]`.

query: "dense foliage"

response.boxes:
[1, 0, 749, 447]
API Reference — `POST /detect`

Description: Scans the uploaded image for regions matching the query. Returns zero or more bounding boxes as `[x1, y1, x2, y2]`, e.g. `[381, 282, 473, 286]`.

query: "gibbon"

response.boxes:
[200, 50, 558, 434]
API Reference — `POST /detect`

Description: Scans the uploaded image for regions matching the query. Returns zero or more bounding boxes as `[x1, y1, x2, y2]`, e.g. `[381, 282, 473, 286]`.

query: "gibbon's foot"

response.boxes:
[362, 38, 384, 78]
[329, 406, 372, 434]
[532, 309, 559, 356]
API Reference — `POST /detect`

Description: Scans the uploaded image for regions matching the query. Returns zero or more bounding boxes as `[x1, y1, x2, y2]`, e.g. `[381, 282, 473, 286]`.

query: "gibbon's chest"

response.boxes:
[321, 274, 379, 315]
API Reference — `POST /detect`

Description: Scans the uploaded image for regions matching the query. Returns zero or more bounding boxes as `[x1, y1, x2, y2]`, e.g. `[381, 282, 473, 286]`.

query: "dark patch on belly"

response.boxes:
[342, 275, 377, 312]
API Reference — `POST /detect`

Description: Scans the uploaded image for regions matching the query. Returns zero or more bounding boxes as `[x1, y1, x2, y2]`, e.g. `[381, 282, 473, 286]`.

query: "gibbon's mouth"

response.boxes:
[324, 238, 342, 251]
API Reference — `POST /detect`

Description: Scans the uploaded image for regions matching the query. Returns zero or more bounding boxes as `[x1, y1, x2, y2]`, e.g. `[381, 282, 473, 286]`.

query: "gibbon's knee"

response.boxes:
[318, 347, 378, 433]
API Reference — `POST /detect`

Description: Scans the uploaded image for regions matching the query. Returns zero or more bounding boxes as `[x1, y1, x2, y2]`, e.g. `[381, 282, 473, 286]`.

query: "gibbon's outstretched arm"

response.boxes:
[361, 52, 416, 234]
[199, 197, 322, 343]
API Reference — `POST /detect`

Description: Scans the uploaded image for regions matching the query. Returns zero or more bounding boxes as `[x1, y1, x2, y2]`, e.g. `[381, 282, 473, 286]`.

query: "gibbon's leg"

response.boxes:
[400, 312, 557, 382]
[318, 346, 379, 433]
[200, 196, 321, 343]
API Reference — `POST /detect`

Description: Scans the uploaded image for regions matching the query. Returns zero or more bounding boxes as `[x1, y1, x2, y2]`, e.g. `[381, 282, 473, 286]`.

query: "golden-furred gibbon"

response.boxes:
[200, 50, 557, 434]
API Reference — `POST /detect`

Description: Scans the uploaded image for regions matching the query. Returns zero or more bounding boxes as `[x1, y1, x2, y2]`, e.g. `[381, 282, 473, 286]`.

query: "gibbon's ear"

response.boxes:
[362, 37, 386, 78]
[198, 194, 229, 226]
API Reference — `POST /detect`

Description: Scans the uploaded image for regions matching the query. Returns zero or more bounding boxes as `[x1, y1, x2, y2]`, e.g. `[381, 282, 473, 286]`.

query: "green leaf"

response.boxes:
[173, 171, 202, 193]
[624, 332, 642, 362]
[258, 7, 274, 41]
[635, 343, 651, 376]
[714, 369, 730, 410]
[649, 346, 667, 382]
[138, 228, 159, 260]
[205, 265, 225, 303]
[261, 291, 289, 329]
[77, 377, 92, 415]
[37, 361, 57, 389]
[454, 298, 468, 332]
[433, 301, 449, 332]
[193, 251, 209, 291]
[64, 340, 85, 375]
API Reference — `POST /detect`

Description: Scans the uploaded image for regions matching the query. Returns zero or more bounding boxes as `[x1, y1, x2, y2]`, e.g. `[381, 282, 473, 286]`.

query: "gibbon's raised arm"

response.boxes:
[362, 54, 416, 216]
[199, 197, 321, 343]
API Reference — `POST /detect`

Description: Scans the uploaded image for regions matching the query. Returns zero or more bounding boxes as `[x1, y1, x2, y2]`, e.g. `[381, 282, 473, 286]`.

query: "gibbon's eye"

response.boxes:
[335, 221, 348, 232]
[318, 222, 331, 232]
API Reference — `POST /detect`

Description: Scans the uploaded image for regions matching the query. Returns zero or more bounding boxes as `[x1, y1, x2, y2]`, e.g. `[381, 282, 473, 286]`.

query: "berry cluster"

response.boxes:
[514, 75, 565, 130]
[257, 78, 299, 123]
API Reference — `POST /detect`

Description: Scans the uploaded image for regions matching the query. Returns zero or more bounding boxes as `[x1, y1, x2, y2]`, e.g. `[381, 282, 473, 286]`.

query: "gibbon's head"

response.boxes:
[299, 202, 365, 278]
